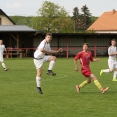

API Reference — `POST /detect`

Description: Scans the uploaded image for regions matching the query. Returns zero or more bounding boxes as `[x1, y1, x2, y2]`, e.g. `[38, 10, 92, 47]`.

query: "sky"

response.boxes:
[0, 0, 117, 17]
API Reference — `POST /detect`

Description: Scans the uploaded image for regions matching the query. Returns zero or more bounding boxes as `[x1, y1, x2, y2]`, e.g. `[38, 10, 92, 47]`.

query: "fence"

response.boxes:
[4, 46, 108, 58]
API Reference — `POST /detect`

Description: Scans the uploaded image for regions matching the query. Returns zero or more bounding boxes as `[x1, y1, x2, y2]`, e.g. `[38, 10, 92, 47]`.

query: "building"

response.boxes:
[1, 9, 117, 58]
[0, 9, 36, 49]
[87, 9, 117, 33]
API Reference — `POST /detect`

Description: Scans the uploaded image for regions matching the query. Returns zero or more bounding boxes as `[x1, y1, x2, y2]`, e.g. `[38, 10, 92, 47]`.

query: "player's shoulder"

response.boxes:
[40, 39, 46, 45]
[0, 44, 5, 47]
[78, 51, 83, 54]
[41, 39, 46, 43]
[108, 46, 112, 49]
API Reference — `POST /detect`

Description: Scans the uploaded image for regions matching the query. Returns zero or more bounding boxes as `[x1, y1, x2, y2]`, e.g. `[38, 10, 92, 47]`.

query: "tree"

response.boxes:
[72, 7, 79, 32]
[72, 5, 92, 32]
[81, 4, 92, 30]
[52, 17, 74, 33]
[32, 1, 73, 32]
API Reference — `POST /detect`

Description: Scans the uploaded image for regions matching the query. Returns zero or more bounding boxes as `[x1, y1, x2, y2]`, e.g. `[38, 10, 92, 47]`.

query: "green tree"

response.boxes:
[72, 5, 92, 33]
[81, 4, 92, 30]
[32, 1, 73, 32]
[72, 7, 79, 32]
[52, 17, 74, 33]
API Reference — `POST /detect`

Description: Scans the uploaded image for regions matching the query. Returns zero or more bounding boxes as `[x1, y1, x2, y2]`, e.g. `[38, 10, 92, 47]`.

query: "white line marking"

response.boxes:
[0, 74, 68, 85]
[42, 75, 68, 81]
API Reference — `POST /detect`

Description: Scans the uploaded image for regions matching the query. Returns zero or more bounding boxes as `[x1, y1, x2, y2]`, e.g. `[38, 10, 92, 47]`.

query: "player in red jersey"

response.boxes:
[74, 43, 109, 94]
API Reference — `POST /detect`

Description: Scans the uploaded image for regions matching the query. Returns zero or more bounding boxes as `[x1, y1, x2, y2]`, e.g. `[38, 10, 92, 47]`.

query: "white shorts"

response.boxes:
[0, 55, 4, 62]
[108, 59, 117, 71]
[34, 55, 52, 69]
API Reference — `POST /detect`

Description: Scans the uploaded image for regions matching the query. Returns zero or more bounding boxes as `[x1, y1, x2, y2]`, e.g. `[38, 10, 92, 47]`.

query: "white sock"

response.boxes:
[103, 69, 110, 73]
[36, 77, 41, 87]
[113, 71, 117, 79]
[48, 61, 55, 70]
[2, 63, 6, 69]
[113, 71, 116, 79]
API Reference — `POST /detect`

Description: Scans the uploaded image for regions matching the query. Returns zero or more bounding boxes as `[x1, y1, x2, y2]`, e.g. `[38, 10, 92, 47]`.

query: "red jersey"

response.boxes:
[74, 51, 93, 77]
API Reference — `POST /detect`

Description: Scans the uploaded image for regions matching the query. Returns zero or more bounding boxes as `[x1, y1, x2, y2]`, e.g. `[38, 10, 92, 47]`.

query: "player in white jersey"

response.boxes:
[0, 40, 9, 71]
[100, 39, 117, 81]
[34, 33, 63, 94]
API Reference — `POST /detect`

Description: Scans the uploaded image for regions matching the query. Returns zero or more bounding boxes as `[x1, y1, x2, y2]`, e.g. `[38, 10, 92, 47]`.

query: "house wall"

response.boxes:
[0, 15, 14, 25]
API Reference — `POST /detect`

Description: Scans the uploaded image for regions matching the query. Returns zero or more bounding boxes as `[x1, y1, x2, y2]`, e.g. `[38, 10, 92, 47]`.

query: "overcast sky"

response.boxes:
[1, 0, 117, 17]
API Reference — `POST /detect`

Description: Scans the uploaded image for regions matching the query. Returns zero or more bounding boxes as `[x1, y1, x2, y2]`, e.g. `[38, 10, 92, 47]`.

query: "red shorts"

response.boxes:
[81, 68, 92, 77]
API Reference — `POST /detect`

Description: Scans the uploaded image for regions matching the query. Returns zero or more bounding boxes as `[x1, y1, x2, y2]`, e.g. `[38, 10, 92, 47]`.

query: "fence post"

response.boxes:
[66, 36, 69, 58]
[94, 36, 96, 57]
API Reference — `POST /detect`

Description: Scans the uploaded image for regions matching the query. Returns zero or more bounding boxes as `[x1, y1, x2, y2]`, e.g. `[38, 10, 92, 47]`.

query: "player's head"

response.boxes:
[45, 33, 52, 43]
[0, 39, 3, 45]
[83, 43, 89, 51]
[111, 39, 116, 46]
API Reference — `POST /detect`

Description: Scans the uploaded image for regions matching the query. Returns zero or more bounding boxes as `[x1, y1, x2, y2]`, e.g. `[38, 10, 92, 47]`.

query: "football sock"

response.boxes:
[79, 80, 88, 88]
[36, 77, 41, 87]
[113, 71, 117, 79]
[48, 61, 55, 70]
[94, 80, 103, 90]
[103, 69, 109, 73]
[2, 63, 6, 69]
[113, 71, 116, 79]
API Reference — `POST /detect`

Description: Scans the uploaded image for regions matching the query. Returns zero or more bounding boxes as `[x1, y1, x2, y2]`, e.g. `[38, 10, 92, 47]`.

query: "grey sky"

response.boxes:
[0, 0, 116, 17]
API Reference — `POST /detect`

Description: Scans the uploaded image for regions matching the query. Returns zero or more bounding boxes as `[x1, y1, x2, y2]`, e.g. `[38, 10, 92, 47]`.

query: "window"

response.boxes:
[0, 18, 1, 25]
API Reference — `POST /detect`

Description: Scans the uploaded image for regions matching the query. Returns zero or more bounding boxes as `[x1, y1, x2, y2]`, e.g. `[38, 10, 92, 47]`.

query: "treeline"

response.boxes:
[10, 1, 98, 33]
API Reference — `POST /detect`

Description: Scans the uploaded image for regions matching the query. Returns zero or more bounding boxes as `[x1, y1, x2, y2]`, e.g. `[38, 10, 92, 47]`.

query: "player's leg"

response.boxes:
[36, 68, 43, 94]
[112, 63, 117, 81]
[0, 56, 9, 71]
[76, 77, 91, 93]
[47, 56, 56, 76]
[90, 74, 109, 93]
[100, 59, 113, 75]
[34, 59, 44, 94]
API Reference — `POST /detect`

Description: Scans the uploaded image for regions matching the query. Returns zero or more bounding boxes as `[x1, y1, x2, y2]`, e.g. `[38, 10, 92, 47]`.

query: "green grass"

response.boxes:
[0, 58, 117, 117]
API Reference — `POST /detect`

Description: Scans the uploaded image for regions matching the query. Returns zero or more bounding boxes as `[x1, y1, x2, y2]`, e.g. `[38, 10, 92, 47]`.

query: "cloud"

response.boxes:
[6, 2, 21, 8]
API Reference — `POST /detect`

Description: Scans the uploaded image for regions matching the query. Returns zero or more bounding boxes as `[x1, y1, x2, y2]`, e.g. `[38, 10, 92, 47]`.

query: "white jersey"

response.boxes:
[108, 46, 117, 60]
[0, 44, 5, 56]
[34, 39, 51, 59]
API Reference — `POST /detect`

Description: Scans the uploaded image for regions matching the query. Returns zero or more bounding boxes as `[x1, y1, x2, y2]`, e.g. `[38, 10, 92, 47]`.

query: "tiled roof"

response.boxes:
[87, 10, 117, 31]
[0, 25, 36, 32]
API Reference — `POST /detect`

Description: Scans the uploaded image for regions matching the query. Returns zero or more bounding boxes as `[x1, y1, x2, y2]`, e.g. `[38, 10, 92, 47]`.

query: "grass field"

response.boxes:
[0, 58, 117, 117]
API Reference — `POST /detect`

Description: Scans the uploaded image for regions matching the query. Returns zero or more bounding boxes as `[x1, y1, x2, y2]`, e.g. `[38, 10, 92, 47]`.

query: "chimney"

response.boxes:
[113, 9, 116, 14]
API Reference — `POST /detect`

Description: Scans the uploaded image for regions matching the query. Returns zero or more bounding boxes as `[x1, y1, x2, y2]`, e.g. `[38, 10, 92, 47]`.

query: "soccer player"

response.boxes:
[74, 43, 109, 94]
[100, 39, 117, 81]
[34, 33, 63, 94]
[0, 39, 9, 71]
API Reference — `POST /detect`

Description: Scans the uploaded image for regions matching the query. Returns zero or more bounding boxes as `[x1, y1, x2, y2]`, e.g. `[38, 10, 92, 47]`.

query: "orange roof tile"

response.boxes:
[87, 10, 117, 31]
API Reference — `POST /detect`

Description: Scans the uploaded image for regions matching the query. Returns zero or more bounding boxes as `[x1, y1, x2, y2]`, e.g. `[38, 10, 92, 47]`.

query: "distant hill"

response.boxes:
[10, 16, 98, 30]
[10, 16, 33, 27]
[91, 16, 98, 23]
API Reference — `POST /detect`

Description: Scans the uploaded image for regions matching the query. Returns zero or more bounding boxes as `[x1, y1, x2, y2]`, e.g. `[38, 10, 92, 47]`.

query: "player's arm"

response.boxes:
[108, 48, 117, 56]
[92, 58, 100, 62]
[74, 60, 78, 72]
[90, 52, 100, 62]
[3, 45, 5, 51]
[108, 53, 117, 56]
[40, 48, 62, 54]
[50, 48, 63, 53]
[74, 53, 81, 72]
